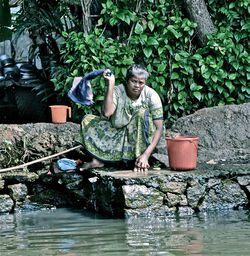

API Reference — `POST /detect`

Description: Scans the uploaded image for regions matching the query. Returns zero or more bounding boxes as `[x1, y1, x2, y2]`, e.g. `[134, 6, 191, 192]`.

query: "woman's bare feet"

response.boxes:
[47, 162, 62, 174]
[79, 158, 104, 171]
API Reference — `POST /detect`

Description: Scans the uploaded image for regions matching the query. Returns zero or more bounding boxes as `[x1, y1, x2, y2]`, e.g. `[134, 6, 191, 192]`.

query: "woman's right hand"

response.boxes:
[101, 69, 116, 118]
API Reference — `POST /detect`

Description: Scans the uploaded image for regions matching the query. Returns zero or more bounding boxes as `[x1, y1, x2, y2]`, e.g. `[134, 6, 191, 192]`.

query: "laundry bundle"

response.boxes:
[67, 69, 105, 105]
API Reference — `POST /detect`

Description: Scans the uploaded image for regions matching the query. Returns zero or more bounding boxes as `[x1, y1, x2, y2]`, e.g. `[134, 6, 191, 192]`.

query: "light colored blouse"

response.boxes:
[110, 84, 163, 128]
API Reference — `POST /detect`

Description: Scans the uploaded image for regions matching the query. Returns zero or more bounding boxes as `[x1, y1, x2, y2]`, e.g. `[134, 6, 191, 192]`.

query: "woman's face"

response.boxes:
[126, 74, 146, 100]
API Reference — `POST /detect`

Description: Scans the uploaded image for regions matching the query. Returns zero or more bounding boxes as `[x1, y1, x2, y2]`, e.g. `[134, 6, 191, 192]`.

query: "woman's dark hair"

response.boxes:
[125, 64, 149, 82]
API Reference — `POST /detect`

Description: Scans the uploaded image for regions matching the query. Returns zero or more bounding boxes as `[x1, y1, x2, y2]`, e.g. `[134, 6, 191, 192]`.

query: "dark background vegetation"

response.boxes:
[3, 0, 249, 126]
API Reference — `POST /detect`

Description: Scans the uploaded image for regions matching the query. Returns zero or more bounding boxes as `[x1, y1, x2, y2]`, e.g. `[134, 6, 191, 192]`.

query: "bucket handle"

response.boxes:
[189, 140, 198, 150]
[67, 106, 71, 118]
[167, 137, 198, 150]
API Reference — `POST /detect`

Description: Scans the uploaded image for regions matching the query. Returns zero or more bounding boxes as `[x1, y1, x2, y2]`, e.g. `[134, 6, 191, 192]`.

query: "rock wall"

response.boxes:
[0, 122, 80, 169]
[0, 103, 249, 217]
[0, 164, 249, 217]
[171, 102, 250, 163]
[89, 166, 250, 217]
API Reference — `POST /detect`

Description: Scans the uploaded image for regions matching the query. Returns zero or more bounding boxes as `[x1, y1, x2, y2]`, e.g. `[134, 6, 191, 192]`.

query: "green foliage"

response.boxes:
[52, 0, 249, 125]
[205, 0, 250, 106]
[52, 28, 136, 118]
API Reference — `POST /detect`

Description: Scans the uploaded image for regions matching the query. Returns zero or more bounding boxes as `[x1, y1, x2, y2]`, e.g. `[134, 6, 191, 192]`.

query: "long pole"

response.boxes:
[0, 145, 82, 173]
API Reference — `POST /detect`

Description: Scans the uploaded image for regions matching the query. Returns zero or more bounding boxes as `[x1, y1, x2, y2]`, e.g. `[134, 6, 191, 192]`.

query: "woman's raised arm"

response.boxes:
[101, 69, 116, 118]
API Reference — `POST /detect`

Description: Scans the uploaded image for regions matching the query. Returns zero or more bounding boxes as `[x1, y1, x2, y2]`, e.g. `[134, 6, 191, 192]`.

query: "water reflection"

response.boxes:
[0, 208, 250, 255]
[126, 215, 204, 255]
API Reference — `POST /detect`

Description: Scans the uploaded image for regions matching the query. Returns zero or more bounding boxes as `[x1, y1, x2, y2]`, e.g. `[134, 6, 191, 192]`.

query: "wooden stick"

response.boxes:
[0, 145, 82, 173]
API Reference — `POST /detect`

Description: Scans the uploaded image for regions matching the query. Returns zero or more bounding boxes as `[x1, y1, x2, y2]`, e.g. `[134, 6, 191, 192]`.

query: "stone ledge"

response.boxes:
[0, 163, 249, 217]
[84, 163, 250, 217]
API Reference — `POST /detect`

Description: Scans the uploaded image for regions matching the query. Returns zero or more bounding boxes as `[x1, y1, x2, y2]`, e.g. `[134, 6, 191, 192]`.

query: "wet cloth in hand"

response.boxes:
[68, 69, 105, 105]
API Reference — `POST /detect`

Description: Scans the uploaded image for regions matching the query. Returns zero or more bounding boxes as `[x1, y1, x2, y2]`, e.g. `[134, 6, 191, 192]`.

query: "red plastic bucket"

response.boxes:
[166, 136, 199, 170]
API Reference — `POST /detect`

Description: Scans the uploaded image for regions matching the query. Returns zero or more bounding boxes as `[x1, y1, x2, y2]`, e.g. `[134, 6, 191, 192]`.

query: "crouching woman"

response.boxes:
[77, 64, 164, 172]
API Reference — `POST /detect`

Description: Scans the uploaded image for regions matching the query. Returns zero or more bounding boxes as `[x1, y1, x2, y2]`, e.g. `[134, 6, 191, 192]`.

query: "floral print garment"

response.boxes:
[77, 84, 163, 163]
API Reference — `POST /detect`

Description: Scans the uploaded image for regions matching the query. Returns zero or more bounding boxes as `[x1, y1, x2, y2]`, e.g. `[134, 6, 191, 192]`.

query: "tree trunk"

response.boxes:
[80, 0, 92, 34]
[183, 0, 214, 47]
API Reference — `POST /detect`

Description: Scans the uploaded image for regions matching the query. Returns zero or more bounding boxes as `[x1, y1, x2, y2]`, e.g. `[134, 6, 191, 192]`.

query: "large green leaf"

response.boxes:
[143, 48, 152, 58]
[147, 37, 158, 46]
[171, 72, 179, 80]
[193, 91, 202, 101]
[229, 73, 237, 80]
[157, 64, 167, 72]
[158, 47, 164, 55]
[109, 17, 118, 26]
[148, 20, 154, 32]
[134, 23, 143, 34]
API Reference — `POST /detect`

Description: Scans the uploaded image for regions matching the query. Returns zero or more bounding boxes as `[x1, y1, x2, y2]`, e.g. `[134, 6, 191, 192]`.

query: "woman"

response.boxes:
[77, 64, 163, 172]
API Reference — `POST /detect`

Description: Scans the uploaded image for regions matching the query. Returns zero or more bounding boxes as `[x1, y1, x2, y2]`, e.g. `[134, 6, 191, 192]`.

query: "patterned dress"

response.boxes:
[77, 84, 163, 163]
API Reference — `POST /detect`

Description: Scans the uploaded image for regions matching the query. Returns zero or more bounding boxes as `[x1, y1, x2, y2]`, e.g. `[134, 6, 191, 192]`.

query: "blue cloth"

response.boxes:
[57, 158, 77, 171]
[68, 69, 105, 105]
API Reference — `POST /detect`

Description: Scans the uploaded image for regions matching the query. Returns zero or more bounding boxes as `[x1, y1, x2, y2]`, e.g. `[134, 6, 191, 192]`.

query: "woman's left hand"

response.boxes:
[134, 154, 150, 172]
[133, 119, 163, 172]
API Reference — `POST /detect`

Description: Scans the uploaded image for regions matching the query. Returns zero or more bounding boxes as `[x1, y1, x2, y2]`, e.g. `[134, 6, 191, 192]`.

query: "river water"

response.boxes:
[0, 208, 250, 256]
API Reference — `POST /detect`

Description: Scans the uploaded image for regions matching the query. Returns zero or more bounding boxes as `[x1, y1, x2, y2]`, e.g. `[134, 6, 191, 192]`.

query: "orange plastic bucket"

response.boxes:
[49, 105, 71, 124]
[166, 136, 199, 170]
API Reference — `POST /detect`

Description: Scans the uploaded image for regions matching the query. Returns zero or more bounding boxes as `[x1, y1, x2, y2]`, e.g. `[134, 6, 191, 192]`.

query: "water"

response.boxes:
[1, 208, 250, 256]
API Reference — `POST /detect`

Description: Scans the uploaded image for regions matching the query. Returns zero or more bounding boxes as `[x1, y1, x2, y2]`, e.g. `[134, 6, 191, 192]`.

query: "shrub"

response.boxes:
[52, 0, 249, 126]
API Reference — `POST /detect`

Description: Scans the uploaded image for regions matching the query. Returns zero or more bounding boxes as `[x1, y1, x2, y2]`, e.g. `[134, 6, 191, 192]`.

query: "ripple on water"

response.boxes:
[0, 208, 250, 256]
